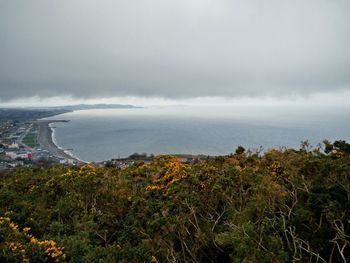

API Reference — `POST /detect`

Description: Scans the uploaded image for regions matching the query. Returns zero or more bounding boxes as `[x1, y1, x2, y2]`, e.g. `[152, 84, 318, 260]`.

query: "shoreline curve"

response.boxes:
[36, 120, 82, 162]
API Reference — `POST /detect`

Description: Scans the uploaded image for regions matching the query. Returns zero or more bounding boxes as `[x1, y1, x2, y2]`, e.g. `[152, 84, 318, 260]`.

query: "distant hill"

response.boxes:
[0, 104, 141, 122]
[0, 108, 70, 122]
[51, 104, 141, 111]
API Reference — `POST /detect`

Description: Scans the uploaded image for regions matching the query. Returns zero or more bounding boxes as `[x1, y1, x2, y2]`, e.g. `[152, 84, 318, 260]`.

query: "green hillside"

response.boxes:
[0, 141, 349, 262]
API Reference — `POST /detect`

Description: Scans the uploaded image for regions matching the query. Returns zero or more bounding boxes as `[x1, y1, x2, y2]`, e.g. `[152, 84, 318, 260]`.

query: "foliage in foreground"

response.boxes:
[0, 141, 350, 262]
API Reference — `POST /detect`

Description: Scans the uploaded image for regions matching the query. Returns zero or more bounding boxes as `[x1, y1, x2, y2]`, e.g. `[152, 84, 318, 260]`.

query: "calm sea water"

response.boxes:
[46, 106, 350, 162]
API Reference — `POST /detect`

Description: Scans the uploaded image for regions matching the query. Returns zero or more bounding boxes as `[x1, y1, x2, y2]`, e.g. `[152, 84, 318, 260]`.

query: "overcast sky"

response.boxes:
[1, 0, 350, 105]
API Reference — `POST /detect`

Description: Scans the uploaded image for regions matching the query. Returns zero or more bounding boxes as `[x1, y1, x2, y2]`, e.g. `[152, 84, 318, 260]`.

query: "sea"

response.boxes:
[45, 105, 350, 162]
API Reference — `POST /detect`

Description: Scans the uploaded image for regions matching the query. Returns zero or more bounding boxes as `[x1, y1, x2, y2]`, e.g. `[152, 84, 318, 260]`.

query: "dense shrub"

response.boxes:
[0, 143, 349, 262]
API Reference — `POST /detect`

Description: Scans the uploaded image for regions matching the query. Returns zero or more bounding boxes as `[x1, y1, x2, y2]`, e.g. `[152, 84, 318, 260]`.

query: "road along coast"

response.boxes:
[36, 120, 80, 162]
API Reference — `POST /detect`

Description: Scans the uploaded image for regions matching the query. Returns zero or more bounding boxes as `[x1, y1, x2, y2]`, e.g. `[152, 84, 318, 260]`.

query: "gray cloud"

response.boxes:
[1, 0, 350, 101]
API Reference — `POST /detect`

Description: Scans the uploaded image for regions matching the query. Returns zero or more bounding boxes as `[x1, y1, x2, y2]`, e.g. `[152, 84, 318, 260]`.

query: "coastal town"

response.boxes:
[0, 118, 80, 170]
[0, 108, 79, 170]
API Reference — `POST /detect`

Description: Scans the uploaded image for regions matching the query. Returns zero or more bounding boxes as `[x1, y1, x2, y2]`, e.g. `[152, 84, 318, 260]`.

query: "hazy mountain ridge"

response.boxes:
[51, 104, 142, 111]
[0, 104, 141, 121]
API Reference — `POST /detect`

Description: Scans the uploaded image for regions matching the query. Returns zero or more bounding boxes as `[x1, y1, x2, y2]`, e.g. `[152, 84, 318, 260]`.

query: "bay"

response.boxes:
[46, 105, 350, 162]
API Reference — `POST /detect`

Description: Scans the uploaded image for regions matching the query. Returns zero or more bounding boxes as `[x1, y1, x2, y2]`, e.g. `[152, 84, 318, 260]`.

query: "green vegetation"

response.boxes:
[0, 141, 349, 262]
[22, 132, 38, 148]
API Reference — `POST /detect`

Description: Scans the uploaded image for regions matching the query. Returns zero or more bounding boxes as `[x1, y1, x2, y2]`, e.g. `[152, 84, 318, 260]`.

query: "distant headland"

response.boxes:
[46, 103, 142, 111]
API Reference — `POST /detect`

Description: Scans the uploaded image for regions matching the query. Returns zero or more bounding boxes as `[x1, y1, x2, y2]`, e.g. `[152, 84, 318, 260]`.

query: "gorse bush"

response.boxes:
[0, 214, 65, 262]
[0, 141, 349, 262]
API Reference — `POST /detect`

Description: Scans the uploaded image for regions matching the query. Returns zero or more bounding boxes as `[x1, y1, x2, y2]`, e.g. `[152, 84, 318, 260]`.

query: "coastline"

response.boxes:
[36, 120, 82, 162]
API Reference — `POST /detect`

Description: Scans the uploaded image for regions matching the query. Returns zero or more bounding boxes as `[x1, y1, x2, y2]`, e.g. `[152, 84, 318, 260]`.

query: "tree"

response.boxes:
[235, 146, 245, 155]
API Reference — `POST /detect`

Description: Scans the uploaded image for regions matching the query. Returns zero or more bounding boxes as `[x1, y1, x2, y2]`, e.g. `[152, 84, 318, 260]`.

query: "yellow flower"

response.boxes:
[9, 242, 17, 251]
[79, 164, 96, 175]
[30, 237, 38, 244]
[23, 227, 31, 232]
[151, 255, 157, 262]
[146, 185, 161, 191]
[9, 222, 18, 231]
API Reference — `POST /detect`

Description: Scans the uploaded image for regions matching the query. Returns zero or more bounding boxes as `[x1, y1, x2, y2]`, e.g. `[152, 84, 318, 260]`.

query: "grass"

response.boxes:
[22, 133, 38, 148]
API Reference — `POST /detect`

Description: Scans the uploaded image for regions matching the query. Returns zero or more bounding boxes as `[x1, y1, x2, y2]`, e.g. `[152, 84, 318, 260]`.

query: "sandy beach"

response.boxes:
[36, 120, 79, 161]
